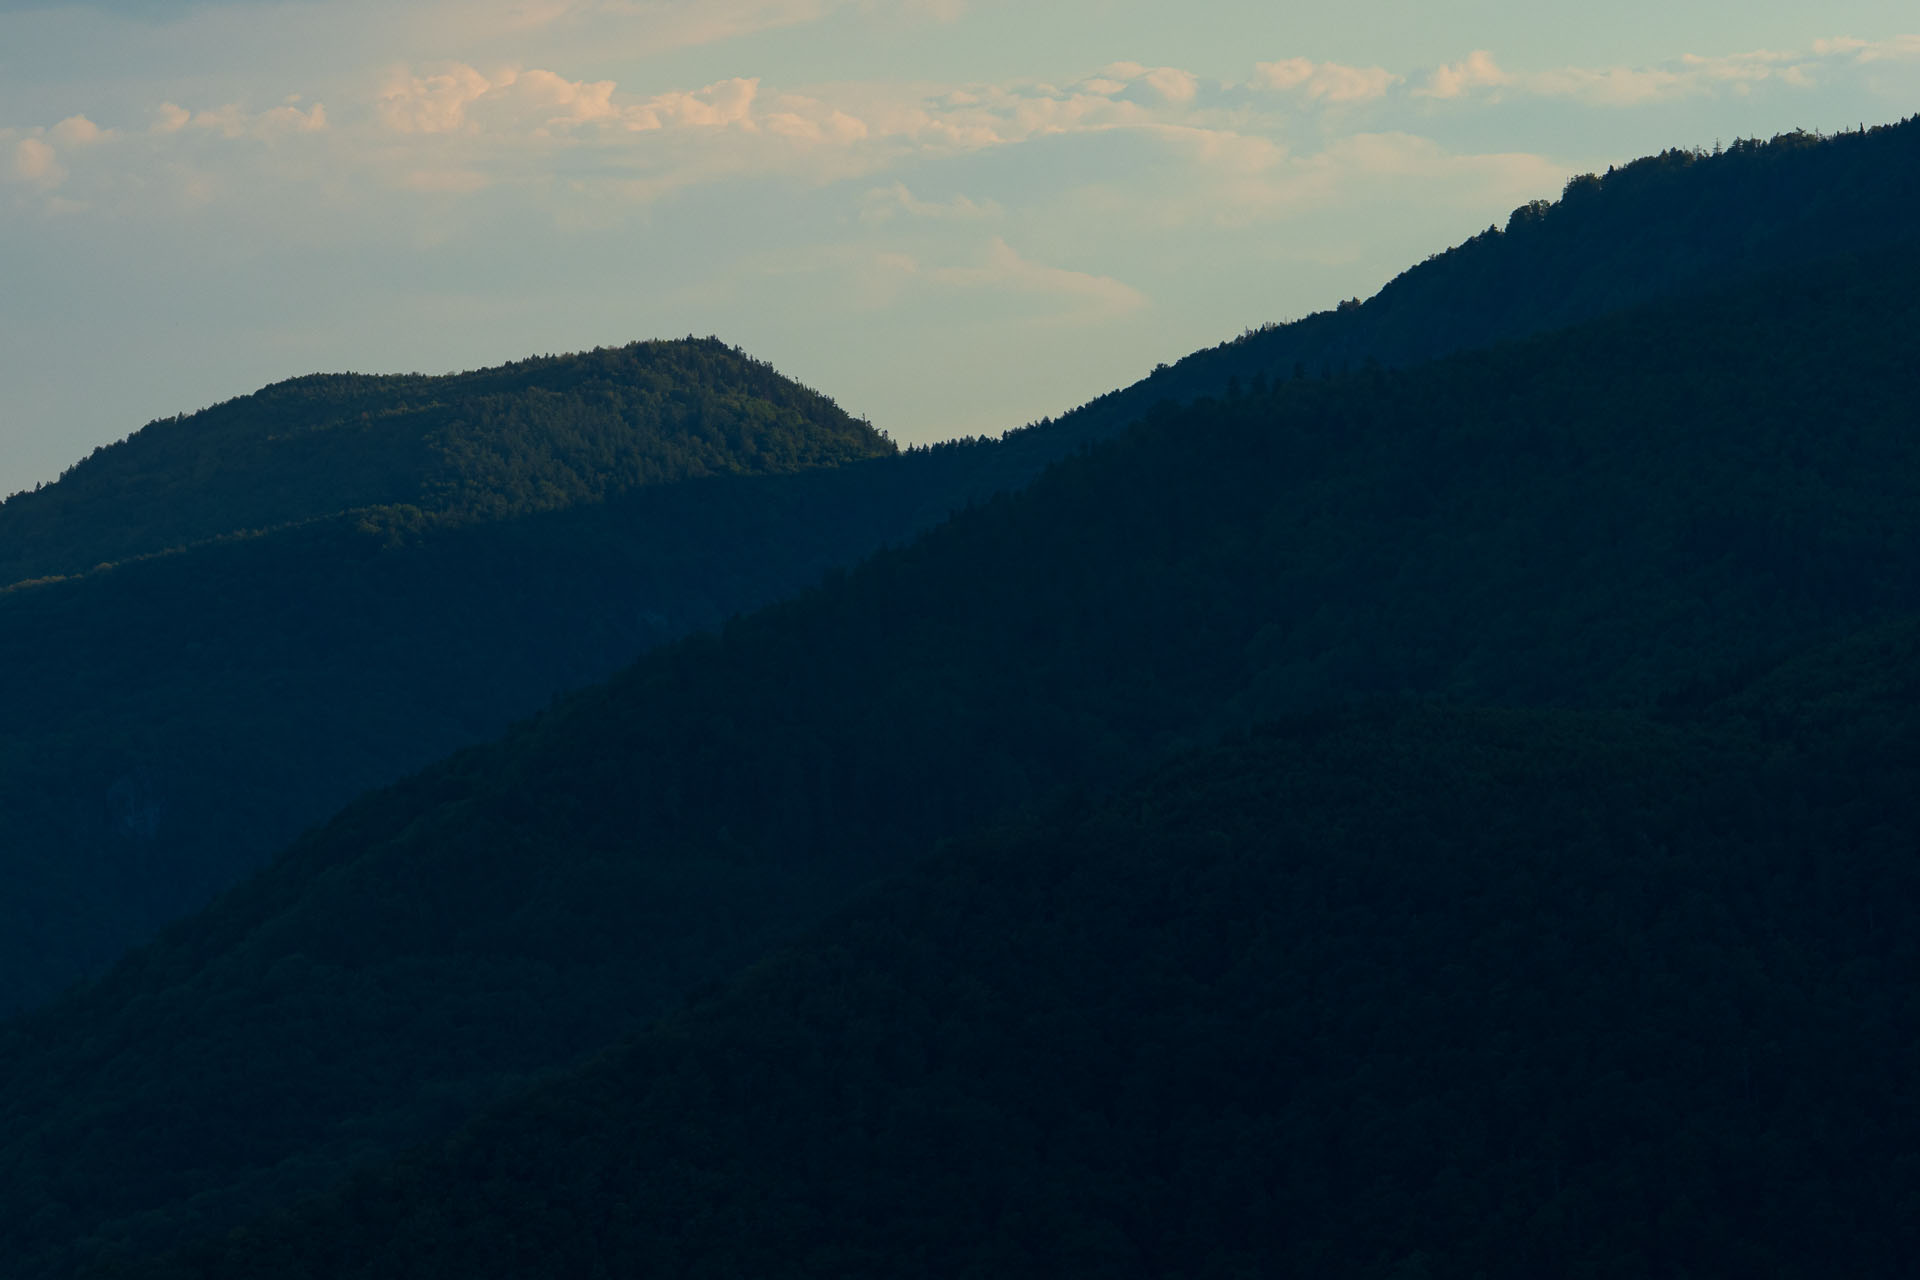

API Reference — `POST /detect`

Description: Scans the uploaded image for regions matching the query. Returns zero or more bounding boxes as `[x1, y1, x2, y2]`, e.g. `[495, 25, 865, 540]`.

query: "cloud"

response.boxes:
[1524, 64, 1685, 106]
[378, 64, 761, 135]
[1417, 38, 1915, 107]
[764, 99, 868, 143]
[1142, 66, 1199, 105]
[1420, 50, 1510, 99]
[1057, 123, 1565, 235]
[15, 33, 1900, 230]
[1254, 58, 1398, 103]
[378, 64, 499, 134]
[10, 136, 65, 187]
[815, 237, 1141, 319]
[859, 182, 1000, 223]
[51, 115, 110, 145]
[927, 237, 1145, 316]
[632, 77, 759, 130]
[1812, 34, 1920, 62]
[174, 100, 329, 139]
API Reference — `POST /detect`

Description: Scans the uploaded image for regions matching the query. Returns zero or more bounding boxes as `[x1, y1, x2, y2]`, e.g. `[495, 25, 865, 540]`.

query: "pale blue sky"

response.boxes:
[3, 0, 1916, 495]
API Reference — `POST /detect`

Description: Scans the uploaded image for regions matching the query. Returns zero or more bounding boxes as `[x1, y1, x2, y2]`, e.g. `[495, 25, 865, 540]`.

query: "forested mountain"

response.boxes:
[122, 624, 1920, 1279]
[0, 339, 902, 1015]
[7, 236, 1919, 1277]
[0, 337, 888, 588]
[1036, 115, 1920, 452]
[0, 438, 1037, 1016]
[4, 120, 1908, 1017]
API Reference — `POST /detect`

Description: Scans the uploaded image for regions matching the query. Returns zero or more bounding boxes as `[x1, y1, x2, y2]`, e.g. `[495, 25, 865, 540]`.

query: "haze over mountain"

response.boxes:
[4, 111, 1918, 1273]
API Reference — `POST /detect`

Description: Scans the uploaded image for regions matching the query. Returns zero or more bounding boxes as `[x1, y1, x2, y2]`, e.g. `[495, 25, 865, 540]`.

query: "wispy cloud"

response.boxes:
[376, 64, 760, 135]
[15, 29, 1909, 226]
[765, 237, 1144, 323]
[859, 181, 1000, 222]
[1813, 33, 1920, 61]
[161, 100, 329, 138]
[1419, 35, 1918, 105]
[1253, 58, 1398, 103]
[926, 236, 1145, 316]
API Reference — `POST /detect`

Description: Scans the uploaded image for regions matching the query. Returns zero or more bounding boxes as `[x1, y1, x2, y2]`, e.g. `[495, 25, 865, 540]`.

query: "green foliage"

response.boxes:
[0, 337, 890, 588]
[4, 237, 1920, 1276]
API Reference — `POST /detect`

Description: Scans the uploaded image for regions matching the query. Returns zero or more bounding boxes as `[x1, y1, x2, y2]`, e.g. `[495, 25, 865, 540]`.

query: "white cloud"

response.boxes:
[10, 137, 65, 188]
[1418, 38, 1918, 107]
[1142, 66, 1199, 105]
[1254, 58, 1398, 103]
[1420, 51, 1510, 99]
[10, 33, 1902, 231]
[378, 64, 495, 134]
[764, 98, 869, 143]
[180, 101, 329, 139]
[377, 64, 761, 136]
[631, 77, 760, 130]
[51, 116, 109, 145]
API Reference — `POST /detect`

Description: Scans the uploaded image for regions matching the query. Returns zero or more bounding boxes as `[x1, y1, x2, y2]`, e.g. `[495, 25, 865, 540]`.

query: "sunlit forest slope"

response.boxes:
[0, 338, 887, 588]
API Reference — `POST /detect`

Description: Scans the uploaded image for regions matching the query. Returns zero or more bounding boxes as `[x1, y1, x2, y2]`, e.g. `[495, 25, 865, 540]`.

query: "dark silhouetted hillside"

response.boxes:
[122, 640, 1920, 1278]
[0, 339, 906, 1014]
[1033, 116, 1920, 452]
[5, 238, 1919, 1276]
[6, 119, 1914, 1017]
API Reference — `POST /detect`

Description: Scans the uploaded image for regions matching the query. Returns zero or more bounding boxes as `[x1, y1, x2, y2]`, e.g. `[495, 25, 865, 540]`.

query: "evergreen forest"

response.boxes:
[0, 117, 1916, 1279]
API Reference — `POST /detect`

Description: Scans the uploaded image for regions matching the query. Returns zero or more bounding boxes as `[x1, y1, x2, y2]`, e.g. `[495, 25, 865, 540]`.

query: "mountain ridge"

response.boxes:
[0, 336, 889, 589]
[6, 232, 1920, 1275]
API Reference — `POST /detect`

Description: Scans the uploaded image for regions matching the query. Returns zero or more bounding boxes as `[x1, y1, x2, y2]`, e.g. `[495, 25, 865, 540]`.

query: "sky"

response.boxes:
[2, 1, 1916, 496]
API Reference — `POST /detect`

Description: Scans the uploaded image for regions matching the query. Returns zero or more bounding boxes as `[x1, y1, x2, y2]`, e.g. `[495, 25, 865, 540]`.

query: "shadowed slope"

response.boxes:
[6, 119, 1916, 1015]
[4, 241, 1919, 1275]
[1029, 117, 1920, 454]
[124, 655, 1920, 1278]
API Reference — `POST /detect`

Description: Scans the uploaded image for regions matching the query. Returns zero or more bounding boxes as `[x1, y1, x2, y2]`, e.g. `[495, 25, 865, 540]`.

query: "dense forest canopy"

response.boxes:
[117, 637, 1920, 1278]
[1028, 116, 1920, 453]
[0, 337, 890, 589]
[4, 229, 1918, 1276]
[0, 340, 908, 1015]
[10, 117, 1914, 1019]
